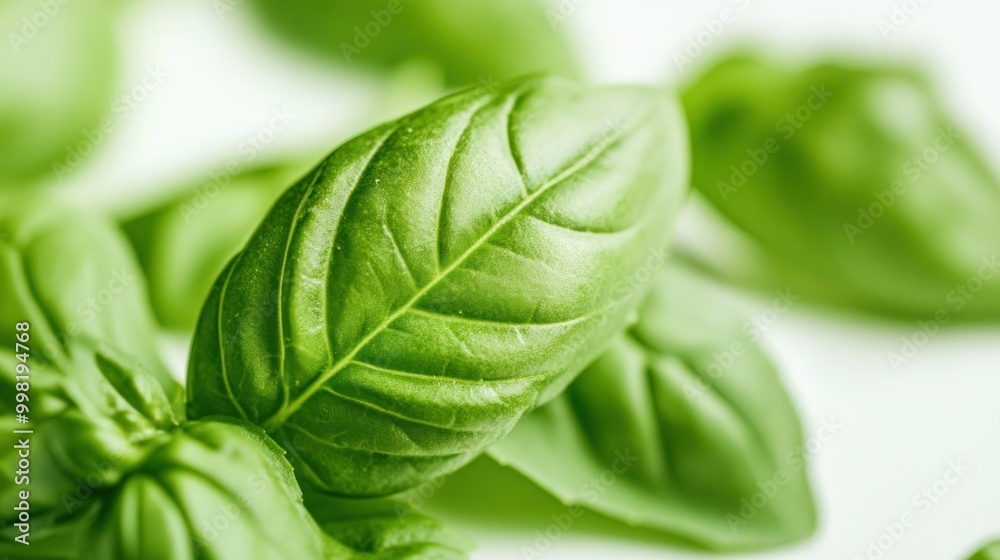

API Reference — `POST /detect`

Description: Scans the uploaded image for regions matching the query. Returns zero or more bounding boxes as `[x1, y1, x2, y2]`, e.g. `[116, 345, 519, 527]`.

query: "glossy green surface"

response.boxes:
[187, 76, 689, 496]
[0, 207, 469, 559]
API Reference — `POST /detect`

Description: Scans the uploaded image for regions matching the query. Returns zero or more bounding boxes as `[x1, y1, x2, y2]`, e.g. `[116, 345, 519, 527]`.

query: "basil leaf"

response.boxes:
[969, 541, 1000, 560]
[94, 346, 178, 430]
[0, 346, 143, 549]
[0, 0, 119, 188]
[1, 349, 457, 559]
[488, 264, 817, 550]
[248, 0, 578, 86]
[682, 54, 1000, 320]
[88, 418, 326, 560]
[121, 163, 311, 331]
[0, 208, 186, 537]
[0, 505, 98, 559]
[187, 76, 689, 496]
[306, 492, 473, 559]
[0, 208, 433, 558]
[0, 207, 182, 406]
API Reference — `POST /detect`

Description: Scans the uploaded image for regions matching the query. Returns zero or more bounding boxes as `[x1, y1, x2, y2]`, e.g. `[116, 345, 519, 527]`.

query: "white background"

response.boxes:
[56, 1, 1000, 559]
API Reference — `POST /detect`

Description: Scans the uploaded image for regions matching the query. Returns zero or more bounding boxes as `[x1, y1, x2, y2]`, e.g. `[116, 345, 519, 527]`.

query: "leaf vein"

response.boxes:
[216, 255, 249, 422]
[263, 110, 631, 432]
[276, 166, 326, 415]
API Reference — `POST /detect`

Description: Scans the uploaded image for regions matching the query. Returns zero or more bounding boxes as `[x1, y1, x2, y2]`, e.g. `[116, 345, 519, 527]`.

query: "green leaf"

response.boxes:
[969, 541, 1000, 560]
[0, 347, 145, 546]
[121, 163, 312, 331]
[0, 206, 444, 558]
[94, 346, 178, 430]
[0, 405, 138, 522]
[0, 0, 119, 188]
[248, 0, 578, 86]
[85, 417, 469, 560]
[488, 264, 817, 550]
[187, 76, 689, 496]
[0, 207, 187, 538]
[0, 355, 463, 559]
[682, 54, 1000, 320]
[0, 207, 182, 405]
[306, 492, 473, 559]
[88, 418, 327, 560]
[0, 504, 99, 559]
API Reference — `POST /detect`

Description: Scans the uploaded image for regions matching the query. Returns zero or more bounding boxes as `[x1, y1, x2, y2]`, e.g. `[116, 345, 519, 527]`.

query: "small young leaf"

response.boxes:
[188, 76, 689, 496]
[94, 346, 178, 430]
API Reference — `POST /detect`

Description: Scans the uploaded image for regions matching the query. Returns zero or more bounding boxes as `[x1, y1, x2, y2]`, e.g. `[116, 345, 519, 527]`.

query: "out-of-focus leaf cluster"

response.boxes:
[683, 54, 1000, 321]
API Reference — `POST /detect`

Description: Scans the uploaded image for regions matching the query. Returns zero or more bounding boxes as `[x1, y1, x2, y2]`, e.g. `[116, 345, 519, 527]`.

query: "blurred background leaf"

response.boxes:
[0, 205, 181, 401]
[0, 0, 120, 190]
[246, 0, 579, 87]
[680, 53, 1000, 321]
[119, 162, 311, 331]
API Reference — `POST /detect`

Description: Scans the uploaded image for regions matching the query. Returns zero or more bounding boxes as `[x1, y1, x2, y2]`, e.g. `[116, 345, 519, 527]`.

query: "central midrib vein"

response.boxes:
[262, 126, 629, 433]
